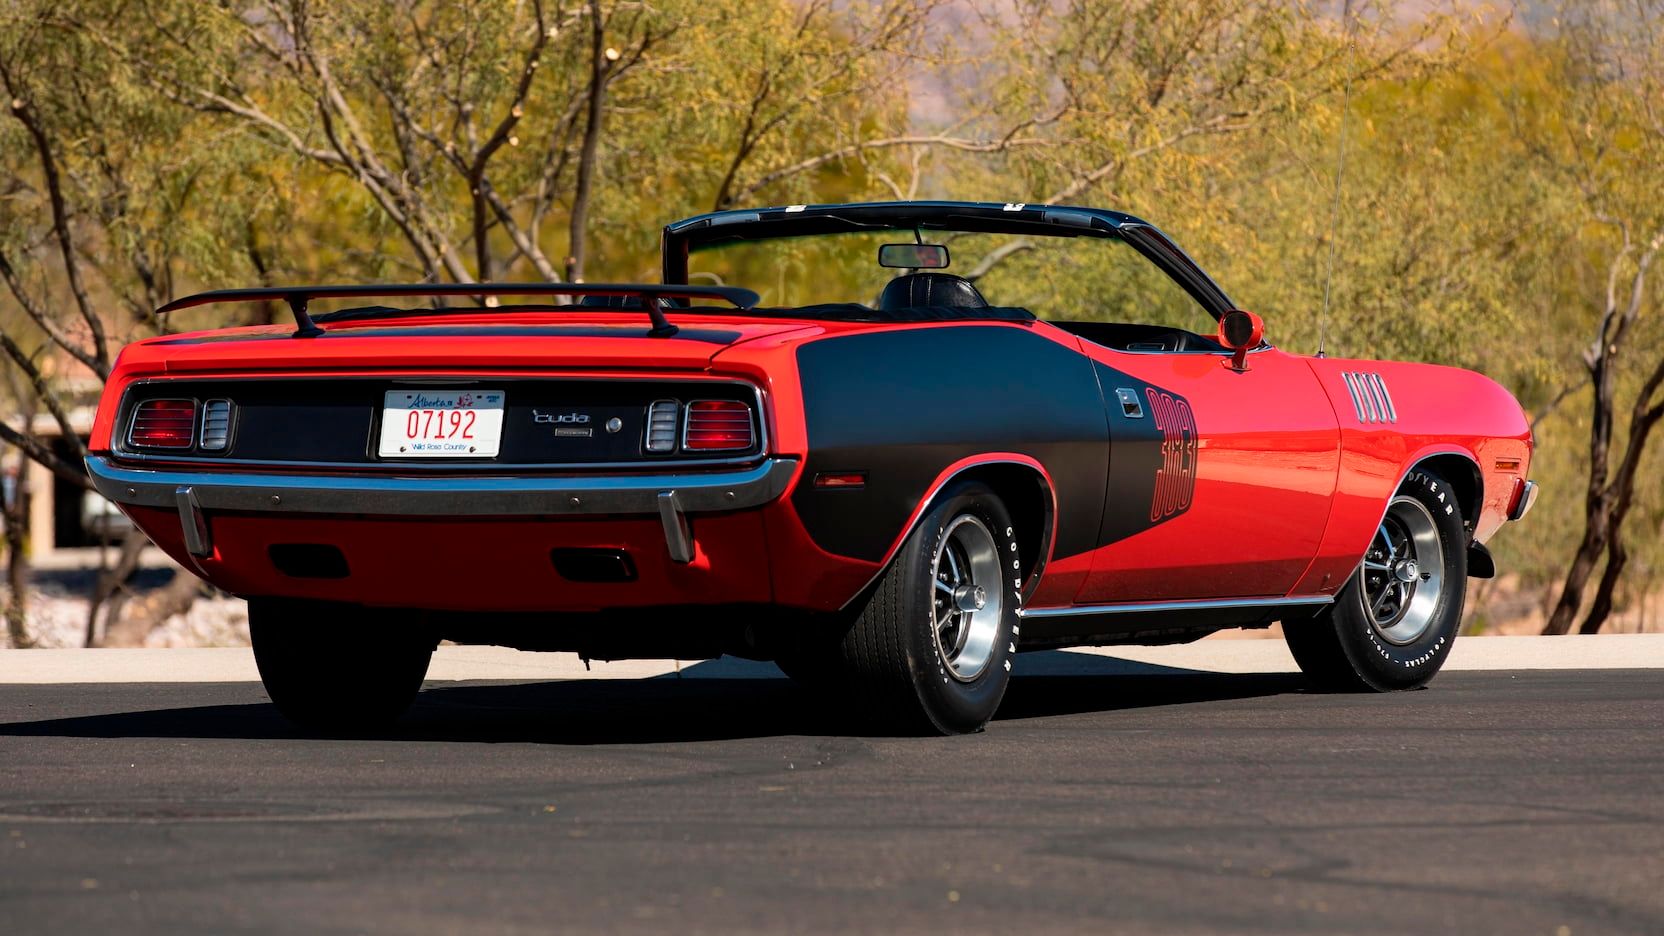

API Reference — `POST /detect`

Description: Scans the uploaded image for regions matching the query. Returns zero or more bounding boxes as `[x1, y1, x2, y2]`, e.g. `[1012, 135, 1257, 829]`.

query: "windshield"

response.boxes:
[687, 229, 1208, 331]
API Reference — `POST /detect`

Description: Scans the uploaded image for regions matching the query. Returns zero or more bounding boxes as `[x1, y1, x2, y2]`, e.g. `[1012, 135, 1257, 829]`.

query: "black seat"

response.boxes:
[576, 294, 643, 308]
[878, 273, 989, 310]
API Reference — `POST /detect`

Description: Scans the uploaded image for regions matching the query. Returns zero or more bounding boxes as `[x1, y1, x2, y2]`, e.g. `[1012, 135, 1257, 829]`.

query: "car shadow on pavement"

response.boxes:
[0, 651, 1311, 744]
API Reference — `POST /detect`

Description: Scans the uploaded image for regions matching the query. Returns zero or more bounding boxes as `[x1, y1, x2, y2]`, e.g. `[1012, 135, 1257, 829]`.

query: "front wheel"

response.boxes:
[250, 598, 435, 732]
[831, 480, 1022, 734]
[1284, 469, 1468, 691]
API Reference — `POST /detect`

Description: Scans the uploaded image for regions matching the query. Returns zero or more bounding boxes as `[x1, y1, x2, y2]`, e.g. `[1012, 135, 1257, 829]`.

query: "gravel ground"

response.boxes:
[1, 585, 249, 649]
[2, 576, 1658, 650]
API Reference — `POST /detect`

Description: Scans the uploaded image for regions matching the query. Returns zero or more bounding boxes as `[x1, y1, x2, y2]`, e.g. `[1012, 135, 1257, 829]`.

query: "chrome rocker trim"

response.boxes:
[1018, 595, 1334, 619]
[1013, 594, 1335, 647]
[87, 454, 798, 563]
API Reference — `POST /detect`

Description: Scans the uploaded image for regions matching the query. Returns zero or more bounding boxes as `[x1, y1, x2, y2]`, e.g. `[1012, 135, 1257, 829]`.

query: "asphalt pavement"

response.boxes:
[0, 656, 1661, 934]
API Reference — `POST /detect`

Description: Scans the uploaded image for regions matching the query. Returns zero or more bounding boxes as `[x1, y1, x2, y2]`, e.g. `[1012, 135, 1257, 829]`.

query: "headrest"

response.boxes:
[877, 273, 989, 310]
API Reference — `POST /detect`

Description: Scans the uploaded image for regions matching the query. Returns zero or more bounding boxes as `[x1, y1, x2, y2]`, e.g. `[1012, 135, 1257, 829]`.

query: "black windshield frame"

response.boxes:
[661, 201, 1234, 320]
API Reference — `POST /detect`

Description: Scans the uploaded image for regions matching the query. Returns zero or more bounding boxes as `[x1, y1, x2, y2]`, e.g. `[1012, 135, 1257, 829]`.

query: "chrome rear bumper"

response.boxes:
[86, 454, 798, 562]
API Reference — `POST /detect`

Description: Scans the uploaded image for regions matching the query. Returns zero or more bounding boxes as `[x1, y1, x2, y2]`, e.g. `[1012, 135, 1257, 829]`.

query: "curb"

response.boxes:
[0, 634, 1659, 684]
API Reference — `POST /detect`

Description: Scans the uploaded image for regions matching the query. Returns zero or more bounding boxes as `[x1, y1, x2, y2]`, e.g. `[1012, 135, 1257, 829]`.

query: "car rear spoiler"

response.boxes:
[154, 283, 761, 339]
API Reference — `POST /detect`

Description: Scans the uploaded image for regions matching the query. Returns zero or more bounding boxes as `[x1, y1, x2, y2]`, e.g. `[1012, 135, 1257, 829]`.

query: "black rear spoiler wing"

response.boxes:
[154, 283, 761, 338]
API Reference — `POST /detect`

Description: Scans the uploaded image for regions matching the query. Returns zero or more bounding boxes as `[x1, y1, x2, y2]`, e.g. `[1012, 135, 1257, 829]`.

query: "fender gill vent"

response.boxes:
[645, 400, 679, 452]
[268, 544, 350, 579]
[199, 399, 233, 451]
[1342, 372, 1397, 424]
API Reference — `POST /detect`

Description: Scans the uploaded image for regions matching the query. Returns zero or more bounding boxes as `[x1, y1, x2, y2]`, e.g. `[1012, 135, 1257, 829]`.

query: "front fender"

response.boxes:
[1291, 358, 1532, 595]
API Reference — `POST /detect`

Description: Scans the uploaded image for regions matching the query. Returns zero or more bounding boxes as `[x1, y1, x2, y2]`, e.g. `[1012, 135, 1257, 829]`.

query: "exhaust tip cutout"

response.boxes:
[268, 544, 350, 579]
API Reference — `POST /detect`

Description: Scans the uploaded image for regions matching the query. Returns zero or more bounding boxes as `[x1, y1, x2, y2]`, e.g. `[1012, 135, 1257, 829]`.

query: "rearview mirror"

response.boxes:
[1217, 309, 1264, 371]
[879, 243, 949, 270]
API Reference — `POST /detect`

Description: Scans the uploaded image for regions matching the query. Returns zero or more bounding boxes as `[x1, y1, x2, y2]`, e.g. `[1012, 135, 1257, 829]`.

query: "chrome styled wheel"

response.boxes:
[930, 514, 1004, 681]
[1285, 469, 1466, 692]
[1359, 495, 1444, 645]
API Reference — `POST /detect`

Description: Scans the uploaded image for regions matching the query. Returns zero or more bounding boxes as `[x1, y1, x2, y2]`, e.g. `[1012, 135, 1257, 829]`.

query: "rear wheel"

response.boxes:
[1285, 469, 1467, 691]
[250, 598, 435, 732]
[794, 480, 1021, 734]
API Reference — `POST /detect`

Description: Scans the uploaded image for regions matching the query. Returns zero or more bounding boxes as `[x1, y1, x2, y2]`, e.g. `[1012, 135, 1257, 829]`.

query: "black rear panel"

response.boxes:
[113, 378, 761, 466]
[792, 325, 1111, 562]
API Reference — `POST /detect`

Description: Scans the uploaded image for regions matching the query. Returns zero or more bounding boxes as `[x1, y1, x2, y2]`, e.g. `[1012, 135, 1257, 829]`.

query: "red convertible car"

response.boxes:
[87, 201, 1536, 734]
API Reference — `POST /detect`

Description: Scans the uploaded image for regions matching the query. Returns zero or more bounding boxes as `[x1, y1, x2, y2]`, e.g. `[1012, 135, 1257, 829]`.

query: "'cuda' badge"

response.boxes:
[533, 410, 590, 424]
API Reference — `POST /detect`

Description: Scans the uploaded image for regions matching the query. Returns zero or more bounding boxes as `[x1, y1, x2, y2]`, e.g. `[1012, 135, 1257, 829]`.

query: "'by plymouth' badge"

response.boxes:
[536, 408, 595, 438]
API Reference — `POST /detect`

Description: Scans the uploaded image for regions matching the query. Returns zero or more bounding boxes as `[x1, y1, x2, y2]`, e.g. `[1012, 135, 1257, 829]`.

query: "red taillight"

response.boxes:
[683, 400, 754, 451]
[128, 399, 196, 449]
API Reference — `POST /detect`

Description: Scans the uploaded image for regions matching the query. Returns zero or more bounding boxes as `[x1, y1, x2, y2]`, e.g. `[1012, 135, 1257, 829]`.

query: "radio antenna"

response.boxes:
[1317, 0, 1360, 359]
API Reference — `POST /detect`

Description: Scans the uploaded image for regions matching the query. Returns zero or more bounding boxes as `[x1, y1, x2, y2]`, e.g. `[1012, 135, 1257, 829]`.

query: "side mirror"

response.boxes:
[1217, 310, 1264, 371]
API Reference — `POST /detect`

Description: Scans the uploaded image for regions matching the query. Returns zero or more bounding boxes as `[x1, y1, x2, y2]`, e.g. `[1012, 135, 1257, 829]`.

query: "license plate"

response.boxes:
[378, 390, 504, 458]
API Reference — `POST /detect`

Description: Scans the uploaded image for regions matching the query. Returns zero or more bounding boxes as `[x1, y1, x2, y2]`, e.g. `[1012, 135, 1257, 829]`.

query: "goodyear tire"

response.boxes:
[830, 480, 1022, 734]
[250, 598, 435, 732]
[1285, 468, 1468, 692]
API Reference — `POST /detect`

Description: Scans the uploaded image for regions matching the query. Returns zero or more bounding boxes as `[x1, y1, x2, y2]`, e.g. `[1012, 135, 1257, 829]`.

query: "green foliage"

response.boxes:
[2, 0, 1662, 616]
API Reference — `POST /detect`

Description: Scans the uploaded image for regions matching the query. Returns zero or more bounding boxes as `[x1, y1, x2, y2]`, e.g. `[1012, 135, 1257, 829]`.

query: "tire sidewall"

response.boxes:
[1336, 469, 1468, 689]
[899, 482, 1020, 732]
[250, 598, 434, 730]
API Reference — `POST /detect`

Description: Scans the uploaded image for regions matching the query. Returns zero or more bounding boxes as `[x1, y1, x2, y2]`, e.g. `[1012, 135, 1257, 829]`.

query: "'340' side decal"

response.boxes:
[1147, 388, 1197, 522]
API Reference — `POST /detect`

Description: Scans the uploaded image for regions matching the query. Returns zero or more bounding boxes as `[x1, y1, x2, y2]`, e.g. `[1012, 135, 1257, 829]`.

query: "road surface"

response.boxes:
[0, 648, 1660, 934]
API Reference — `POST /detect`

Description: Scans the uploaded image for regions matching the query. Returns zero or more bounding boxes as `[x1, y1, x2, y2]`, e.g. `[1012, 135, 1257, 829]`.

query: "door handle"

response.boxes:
[1115, 388, 1144, 419]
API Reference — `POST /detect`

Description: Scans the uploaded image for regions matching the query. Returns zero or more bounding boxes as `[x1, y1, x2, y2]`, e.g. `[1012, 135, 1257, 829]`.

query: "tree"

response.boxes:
[1524, 1, 1664, 634]
[3, 0, 1660, 642]
[96, 0, 948, 288]
[2, 379, 37, 648]
[1, 0, 266, 645]
[913, 3, 1475, 294]
[0, 0, 950, 642]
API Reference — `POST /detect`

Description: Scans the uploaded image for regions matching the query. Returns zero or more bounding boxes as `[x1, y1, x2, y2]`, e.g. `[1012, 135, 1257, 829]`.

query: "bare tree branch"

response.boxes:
[729, 134, 1052, 207]
[0, 251, 106, 377]
[0, 420, 90, 490]
[0, 326, 85, 463]
[1, 64, 111, 375]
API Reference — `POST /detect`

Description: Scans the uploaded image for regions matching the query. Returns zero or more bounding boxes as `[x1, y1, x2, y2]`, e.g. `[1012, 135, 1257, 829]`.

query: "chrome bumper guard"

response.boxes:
[86, 454, 798, 564]
[1508, 479, 1539, 522]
